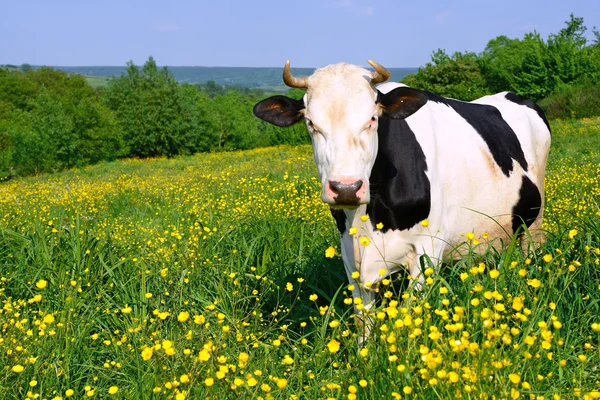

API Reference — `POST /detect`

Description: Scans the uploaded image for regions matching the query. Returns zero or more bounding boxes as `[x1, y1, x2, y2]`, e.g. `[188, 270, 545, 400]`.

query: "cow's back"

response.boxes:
[375, 83, 551, 254]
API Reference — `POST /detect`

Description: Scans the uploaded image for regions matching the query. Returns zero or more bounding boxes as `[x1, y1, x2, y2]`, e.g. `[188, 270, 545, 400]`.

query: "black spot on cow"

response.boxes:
[504, 92, 551, 133]
[424, 91, 528, 177]
[367, 118, 431, 232]
[330, 208, 347, 235]
[511, 175, 542, 235]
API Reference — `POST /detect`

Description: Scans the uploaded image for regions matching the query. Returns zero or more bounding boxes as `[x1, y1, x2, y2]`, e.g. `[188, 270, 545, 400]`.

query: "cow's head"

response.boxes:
[254, 60, 428, 208]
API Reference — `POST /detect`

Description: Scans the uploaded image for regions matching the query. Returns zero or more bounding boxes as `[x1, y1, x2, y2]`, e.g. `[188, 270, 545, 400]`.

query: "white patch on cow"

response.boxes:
[338, 82, 550, 322]
[303, 63, 380, 205]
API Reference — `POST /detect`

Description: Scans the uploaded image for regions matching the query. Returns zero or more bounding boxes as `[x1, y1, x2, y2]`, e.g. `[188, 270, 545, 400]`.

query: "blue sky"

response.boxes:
[2, 0, 599, 68]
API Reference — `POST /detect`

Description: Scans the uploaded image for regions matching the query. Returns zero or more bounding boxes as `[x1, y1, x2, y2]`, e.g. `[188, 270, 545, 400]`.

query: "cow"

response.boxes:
[253, 60, 551, 343]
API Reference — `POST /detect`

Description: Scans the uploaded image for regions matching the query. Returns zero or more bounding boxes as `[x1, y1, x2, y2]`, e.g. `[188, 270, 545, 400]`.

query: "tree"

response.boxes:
[104, 56, 209, 157]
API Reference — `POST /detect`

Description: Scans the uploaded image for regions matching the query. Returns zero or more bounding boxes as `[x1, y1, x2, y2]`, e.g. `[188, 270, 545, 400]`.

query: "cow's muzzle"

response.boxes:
[328, 179, 364, 207]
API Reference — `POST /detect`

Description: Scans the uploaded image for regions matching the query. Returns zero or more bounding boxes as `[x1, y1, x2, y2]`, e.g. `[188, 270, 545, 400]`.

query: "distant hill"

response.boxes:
[46, 66, 418, 90]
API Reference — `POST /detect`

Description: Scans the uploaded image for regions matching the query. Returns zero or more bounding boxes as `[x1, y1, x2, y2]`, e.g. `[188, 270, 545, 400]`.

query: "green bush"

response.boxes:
[538, 85, 600, 119]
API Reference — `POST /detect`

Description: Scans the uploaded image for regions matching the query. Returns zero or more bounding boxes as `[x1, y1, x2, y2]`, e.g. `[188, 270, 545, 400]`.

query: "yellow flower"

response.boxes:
[568, 229, 578, 239]
[43, 314, 55, 324]
[121, 306, 132, 314]
[360, 215, 369, 222]
[420, 219, 429, 227]
[108, 386, 118, 395]
[238, 352, 249, 363]
[489, 270, 500, 279]
[527, 279, 541, 288]
[349, 227, 358, 235]
[325, 246, 336, 258]
[403, 386, 413, 394]
[276, 378, 287, 389]
[351, 271, 360, 279]
[327, 339, 341, 353]
[376, 222, 384, 229]
[36, 279, 48, 289]
[12, 365, 24, 373]
[141, 347, 153, 361]
[180, 374, 190, 383]
[508, 373, 521, 384]
[204, 377, 214, 386]
[286, 282, 293, 292]
[65, 389, 75, 397]
[543, 254, 553, 263]
[360, 348, 368, 357]
[309, 294, 318, 301]
[359, 379, 368, 387]
[359, 236, 370, 246]
[178, 311, 190, 322]
[466, 232, 475, 241]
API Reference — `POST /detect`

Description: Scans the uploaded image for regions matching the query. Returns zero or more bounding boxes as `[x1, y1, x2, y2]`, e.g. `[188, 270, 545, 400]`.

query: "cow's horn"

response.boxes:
[367, 60, 391, 84]
[283, 60, 308, 89]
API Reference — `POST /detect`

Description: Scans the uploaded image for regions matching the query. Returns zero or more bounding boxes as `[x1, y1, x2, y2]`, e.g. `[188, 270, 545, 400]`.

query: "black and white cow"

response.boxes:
[254, 60, 551, 340]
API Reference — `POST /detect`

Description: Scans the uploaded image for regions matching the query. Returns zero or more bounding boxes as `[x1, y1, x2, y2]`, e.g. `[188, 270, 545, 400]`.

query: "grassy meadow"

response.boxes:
[0, 118, 599, 399]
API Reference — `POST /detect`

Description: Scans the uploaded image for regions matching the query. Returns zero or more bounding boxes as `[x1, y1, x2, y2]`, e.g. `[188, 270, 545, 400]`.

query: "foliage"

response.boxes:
[404, 14, 600, 104]
[0, 119, 598, 398]
[0, 67, 124, 176]
[538, 85, 600, 120]
[402, 50, 491, 101]
[103, 57, 210, 157]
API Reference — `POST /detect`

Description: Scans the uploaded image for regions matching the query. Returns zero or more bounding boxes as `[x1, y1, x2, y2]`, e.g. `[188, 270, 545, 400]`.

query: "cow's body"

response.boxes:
[333, 82, 550, 318]
[253, 62, 551, 343]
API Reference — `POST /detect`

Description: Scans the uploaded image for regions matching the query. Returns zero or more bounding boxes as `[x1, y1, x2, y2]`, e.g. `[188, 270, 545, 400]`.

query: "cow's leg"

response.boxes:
[341, 232, 377, 346]
[407, 240, 445, 293]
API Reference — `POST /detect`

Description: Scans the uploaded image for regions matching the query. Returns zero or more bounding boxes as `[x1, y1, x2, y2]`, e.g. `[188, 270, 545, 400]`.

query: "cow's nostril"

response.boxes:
[329, 180, 363, 205]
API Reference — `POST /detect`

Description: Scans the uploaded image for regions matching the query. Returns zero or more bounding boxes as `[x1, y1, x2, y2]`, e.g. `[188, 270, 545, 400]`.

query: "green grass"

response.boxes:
[0, 120, 599, 399]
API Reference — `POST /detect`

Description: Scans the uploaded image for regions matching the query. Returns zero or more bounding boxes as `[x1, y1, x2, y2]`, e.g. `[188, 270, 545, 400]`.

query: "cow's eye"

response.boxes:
[371, 116, 377, 122]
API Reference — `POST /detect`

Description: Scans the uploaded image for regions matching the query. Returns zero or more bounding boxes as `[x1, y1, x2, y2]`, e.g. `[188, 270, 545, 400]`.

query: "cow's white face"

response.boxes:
[304, 64, 379, 207]
[253, 61, 428, 209]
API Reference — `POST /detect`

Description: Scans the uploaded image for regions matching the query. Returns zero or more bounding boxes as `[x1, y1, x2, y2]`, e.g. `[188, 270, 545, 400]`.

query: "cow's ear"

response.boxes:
[253, 96, 305, 127]
[378, 87, 428, 120]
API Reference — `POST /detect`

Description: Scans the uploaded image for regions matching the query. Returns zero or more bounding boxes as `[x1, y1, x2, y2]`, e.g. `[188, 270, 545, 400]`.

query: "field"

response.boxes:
[0, 118, 599, 399]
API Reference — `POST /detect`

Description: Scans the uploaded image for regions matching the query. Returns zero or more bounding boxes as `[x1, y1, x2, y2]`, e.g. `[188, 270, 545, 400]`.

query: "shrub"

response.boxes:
[538, 85, 600, 119]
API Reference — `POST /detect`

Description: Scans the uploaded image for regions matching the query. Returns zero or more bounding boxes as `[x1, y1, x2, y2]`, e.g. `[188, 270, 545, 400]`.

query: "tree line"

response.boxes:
[0, 14, 598, 178]
[403, 14, 600, 118]
[0, 57, 308, 177]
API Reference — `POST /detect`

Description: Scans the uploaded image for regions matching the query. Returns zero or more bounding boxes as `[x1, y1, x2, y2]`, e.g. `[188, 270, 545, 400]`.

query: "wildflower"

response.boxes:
[509, 374, 521, 384]
[205, 377, 214, 386]
[325, 247, 336, 258]
[376, 222, 384, 229]
[420, 219, 429, 227]
[360, 215, 369, 222]
[351, 271, 360, 279]
[239, 352, 249, 363]
[108, 386, 118, 395]
[489, 269, 500, 279]
[543, 254, 553, 263]
[121, 306, 132, 314]
[43, 314, 55, 324]
[403, 386, 413, 394]
[309, 294, 318, 301]
[277, 378, 287, 389]
[286, 282, 293, 291]
[65, 390, 75, 397]
[178, 311, 190, 322]
[141, 347, 153, 361]
[466, 232, 475, 240]
[327, 339, 341, 353]
[180, 374, 190, 383]
[359, 236, 370, 246]
[578, 354, 587, 362]
[349, 227, 358, 235]
[359, 379, 368, 388]
[12, 365, 24, 373]
[527, 279, 541, 288]
[360, 348, 368, 357]
[36, 279, 48, 289]
[568, 229, 578, 239]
